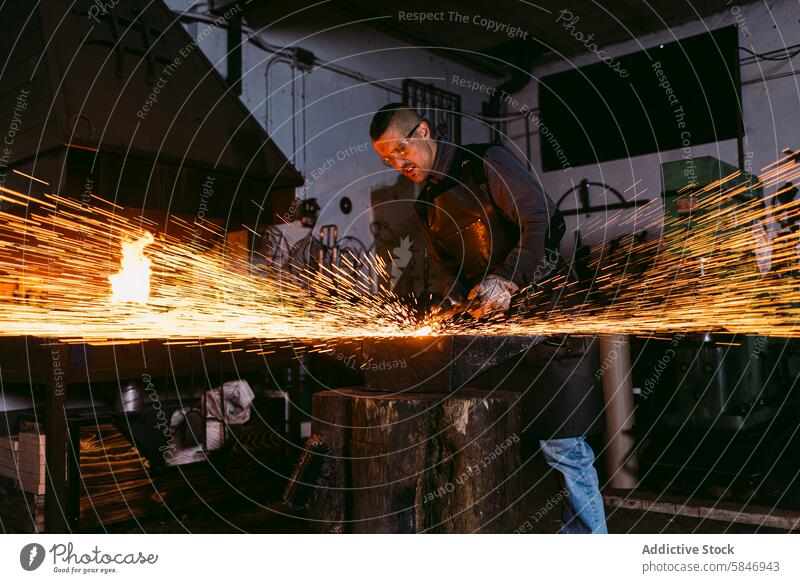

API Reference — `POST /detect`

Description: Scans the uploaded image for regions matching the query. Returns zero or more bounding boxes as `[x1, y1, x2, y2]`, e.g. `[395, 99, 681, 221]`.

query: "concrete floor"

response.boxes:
[102, 449, 791, 534]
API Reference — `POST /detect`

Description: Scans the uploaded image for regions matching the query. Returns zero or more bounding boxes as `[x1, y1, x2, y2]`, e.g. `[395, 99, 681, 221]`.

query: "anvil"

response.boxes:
[361, 334, 545, 392]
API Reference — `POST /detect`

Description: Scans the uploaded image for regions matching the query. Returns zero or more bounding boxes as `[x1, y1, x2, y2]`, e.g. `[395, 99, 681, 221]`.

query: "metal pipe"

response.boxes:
[291, 65, 296, 167]
[733, 45, 746, 172]
[264, 54, 293, 133]
[175, 12, 404, 95]
[301, 68, 308, 199]
[600, 334, 638, 489]
[265, 54, 299, 171]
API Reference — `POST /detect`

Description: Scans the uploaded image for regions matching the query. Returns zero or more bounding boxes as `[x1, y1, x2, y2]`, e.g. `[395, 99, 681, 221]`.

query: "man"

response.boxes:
[369, 103, 607, 534]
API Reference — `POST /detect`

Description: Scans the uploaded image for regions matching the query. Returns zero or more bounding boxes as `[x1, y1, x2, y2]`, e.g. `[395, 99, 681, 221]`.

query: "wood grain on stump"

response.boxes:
[308, 388, 521, 533]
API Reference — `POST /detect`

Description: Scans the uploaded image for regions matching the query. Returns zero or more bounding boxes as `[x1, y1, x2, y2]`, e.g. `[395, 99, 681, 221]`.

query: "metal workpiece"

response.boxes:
[361, 334, 545, 392]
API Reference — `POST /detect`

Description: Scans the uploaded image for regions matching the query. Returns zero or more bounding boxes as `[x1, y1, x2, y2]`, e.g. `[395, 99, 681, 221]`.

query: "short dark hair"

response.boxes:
[369, 102, 406, 141]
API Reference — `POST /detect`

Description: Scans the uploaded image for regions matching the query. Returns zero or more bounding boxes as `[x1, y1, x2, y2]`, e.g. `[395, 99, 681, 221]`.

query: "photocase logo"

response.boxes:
[389, 236, 413, 289]
[20, 543, 46, 571]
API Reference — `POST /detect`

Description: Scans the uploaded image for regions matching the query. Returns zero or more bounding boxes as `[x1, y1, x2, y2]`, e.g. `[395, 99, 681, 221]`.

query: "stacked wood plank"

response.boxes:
[0, 436, 19, 481]
[18, 432, 46, 494]
[0, 433, 46, 532]
[0, 432, 49, 494]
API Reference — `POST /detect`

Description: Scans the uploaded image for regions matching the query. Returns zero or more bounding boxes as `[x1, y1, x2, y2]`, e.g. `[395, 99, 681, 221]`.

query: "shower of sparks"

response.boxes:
[432, 150, 800, 339]
[0, 152, 800, 345]
[0, 187, 417, 342]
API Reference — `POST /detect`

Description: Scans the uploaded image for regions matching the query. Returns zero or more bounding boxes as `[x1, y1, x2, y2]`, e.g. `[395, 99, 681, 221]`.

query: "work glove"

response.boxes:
[467, 275, 519, 319]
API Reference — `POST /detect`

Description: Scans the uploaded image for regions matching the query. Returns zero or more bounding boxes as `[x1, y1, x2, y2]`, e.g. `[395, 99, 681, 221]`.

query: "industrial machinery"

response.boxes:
[656, 156, 776, 432]
[661, 156, 760, 236]
[635, 157, 794, 500]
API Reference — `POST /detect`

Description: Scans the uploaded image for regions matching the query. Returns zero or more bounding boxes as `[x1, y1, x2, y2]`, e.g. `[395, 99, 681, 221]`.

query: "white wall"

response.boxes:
[167, 1, 498, 252]
[505, 0, 800, 253]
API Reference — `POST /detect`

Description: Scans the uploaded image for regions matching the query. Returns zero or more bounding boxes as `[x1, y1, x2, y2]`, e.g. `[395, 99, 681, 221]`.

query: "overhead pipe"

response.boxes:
[265, 54, 296, 160]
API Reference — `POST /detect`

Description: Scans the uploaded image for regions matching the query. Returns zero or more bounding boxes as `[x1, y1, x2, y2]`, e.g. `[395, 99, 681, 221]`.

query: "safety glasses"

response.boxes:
[381, 121, 422, 167]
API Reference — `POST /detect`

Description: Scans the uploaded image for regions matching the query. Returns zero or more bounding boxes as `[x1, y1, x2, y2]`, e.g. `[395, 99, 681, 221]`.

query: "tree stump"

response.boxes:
[307, 388, 522, 533]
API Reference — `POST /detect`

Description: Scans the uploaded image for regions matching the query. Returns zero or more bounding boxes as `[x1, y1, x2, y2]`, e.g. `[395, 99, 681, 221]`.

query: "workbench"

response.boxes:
[0, 337, 302, 533]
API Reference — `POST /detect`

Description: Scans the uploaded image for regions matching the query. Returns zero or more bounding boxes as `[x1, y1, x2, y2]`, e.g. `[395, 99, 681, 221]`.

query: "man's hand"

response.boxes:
[467, 275, 519, 318]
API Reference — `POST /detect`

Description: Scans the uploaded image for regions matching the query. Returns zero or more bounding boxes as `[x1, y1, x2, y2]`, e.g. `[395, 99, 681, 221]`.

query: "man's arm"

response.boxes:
[482, 146, 559, 289]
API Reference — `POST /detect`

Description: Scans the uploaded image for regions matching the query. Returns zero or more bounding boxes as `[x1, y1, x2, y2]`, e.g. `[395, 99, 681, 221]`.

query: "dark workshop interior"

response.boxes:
[1, 0, 800, 541]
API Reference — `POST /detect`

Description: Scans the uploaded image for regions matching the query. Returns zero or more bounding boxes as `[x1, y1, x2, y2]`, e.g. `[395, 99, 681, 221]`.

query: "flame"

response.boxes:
[108, 233, 154, 304]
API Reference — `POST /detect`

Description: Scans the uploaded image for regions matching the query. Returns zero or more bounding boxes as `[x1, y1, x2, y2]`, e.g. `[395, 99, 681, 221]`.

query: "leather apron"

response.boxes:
[416, 144, 606, 439]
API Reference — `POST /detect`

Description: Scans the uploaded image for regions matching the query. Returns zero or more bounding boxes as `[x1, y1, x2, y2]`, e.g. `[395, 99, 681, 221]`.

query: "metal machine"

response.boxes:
[655, 157, 777, 432]
[632, 157, 795, 500]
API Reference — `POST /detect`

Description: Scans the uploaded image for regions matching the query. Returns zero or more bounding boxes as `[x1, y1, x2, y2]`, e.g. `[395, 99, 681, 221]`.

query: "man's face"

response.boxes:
[372, 121, 435, 183]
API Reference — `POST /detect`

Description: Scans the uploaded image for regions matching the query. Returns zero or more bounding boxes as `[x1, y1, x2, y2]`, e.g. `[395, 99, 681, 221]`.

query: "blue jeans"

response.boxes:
[539, 437, 607, 534]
